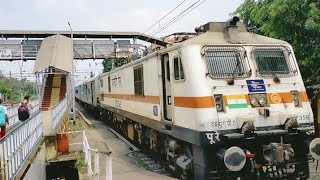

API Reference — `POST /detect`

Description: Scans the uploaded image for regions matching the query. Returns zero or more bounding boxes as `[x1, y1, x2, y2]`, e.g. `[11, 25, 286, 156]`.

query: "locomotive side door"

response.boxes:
[161, 54, 172, 121]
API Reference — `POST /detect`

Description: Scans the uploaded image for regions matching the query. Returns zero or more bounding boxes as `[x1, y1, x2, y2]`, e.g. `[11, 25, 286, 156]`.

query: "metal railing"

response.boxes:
[0, 38, 152, 61]
[67, 131, 112, 180]
[51, 97, 67, 132]
[0, 41, 41, 60]
[0, 111, 43, 180]
[6, 99, 40, 129]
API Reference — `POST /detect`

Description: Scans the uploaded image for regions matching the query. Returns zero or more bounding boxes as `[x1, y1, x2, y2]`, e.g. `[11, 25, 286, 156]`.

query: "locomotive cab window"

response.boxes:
[253, 47, 297, 77]
[174, 57, 185, 81]
[134, 65, 144, 96]
[204, 46, 251, 79]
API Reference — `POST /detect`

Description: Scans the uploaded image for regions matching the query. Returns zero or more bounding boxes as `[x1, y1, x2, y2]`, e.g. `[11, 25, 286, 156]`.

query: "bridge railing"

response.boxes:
[6, 99, 40, 129]
[51, 97, 67, 133]
[0, 111, 43, 180]
[0, 38, 154, 61]
[30, 99, 40, 114]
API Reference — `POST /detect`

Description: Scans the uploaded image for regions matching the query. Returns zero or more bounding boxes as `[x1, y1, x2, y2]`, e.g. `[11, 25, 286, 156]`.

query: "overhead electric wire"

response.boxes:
[135, 0, 187, 44]
[150, 0, 206, 37]
[143, 0, 206, 44]
[142, 0, 188, 34]
[148, 0, 202, 37]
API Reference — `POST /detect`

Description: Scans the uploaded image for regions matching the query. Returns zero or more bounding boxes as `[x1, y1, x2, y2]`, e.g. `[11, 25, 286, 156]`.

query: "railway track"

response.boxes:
[109, 128, 171, 177]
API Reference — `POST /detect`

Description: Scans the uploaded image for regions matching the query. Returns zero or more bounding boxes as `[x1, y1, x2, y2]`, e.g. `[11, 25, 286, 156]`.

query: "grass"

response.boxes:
[75, 152, 86, 173]
[66, 113, 87, 132]
[66, 113, 88, 138]
[56, 152, 63, 158]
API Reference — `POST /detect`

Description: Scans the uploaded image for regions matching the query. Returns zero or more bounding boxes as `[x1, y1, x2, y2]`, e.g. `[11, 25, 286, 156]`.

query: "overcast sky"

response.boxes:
[0, 0, 243, 84]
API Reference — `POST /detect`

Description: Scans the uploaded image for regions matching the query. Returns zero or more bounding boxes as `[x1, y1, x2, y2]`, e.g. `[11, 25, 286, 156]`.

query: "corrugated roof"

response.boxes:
[33, 34, 73, 73]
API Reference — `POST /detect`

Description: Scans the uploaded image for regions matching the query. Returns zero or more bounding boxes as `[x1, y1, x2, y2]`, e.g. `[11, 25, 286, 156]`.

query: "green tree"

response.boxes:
[234, 0, 320, 86]
[0, 78, 10, 98]
[102, 58, 113, 73]
[0, 76, 38, 102]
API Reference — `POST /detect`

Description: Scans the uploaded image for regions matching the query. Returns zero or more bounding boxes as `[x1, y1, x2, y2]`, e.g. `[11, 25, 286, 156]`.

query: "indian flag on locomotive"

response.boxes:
[226, 95, 247, 109]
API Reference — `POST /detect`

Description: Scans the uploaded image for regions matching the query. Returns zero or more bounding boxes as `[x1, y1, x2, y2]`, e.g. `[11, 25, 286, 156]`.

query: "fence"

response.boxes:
[6, 99, 40, 129]
[0, 111, 43, 180]
[51, 97, 67, 133]
[66, 131, 112, 180]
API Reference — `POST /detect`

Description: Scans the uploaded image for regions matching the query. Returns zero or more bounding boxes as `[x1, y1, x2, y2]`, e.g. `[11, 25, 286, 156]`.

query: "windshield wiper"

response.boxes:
[229, 57, 241, 79]
[227, 58, 241, 85]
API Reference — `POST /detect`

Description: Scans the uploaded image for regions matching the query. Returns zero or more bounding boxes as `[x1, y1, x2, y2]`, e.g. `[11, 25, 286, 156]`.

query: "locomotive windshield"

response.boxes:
[204, 47, 251, 79]
[253, 47, 297, 77]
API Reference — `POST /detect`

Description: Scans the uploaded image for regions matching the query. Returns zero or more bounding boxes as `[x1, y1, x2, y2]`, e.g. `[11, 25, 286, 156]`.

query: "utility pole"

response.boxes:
[68, 22, 76, 124]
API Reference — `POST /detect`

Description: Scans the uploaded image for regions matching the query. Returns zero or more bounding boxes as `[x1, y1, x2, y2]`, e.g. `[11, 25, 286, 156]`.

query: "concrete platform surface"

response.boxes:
[76, 104, 176, 180]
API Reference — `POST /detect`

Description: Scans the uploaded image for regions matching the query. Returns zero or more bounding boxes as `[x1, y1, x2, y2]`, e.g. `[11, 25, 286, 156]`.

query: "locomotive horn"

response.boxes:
[216, 146, 246, 171]
[226, 16, 240, 27]
[310, 138, 320, 160]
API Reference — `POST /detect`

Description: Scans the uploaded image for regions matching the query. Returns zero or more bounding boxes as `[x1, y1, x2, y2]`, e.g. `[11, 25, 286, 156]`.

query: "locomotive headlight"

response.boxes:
[258, 95, 267, 105]
[309, 138, 320, 160]
[214, 94, 224, 112]
[291, 90, 300, 107]
[250, 94, 267, 107]
[216, 147, 246, 171]
[250, 96, 258, 106]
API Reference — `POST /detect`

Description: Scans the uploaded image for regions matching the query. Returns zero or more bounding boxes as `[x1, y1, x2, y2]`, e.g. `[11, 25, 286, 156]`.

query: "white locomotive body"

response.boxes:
[76, 18, 319, 179]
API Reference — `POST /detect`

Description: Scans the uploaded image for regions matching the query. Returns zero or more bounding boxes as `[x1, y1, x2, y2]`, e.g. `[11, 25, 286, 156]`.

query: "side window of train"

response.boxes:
[108, 76, 111, 92]
[174, 57, 185, 81]
[133, 65, 144, 96]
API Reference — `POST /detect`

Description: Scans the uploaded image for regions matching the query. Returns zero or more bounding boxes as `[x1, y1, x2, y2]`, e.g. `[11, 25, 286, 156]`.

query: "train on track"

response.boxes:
[75, 17, 320, 179]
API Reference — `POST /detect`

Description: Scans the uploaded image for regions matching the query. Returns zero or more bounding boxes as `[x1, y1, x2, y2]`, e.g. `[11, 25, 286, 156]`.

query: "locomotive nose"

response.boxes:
[310, 138, 320, 160]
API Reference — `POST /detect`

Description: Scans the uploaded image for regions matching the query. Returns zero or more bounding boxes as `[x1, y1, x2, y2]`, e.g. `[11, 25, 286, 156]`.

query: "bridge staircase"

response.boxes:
[42, 74, 53, 111]
[59, 75, 67, 101]
[41, 71, 67, 111]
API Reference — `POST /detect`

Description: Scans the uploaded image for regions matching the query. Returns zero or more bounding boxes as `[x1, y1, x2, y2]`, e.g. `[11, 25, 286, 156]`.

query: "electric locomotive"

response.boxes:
[76, 17, 320, 179]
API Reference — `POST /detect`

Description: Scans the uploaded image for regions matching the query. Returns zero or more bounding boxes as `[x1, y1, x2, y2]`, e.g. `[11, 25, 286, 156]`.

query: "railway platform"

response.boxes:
[75, 103, 176, 180]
